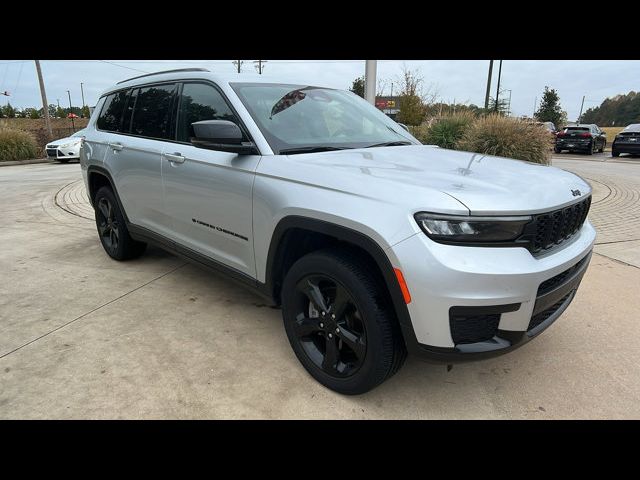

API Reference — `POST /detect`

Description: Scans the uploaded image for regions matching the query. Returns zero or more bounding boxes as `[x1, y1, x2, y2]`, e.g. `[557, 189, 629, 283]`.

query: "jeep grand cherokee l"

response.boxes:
[80, 69, 596, 394]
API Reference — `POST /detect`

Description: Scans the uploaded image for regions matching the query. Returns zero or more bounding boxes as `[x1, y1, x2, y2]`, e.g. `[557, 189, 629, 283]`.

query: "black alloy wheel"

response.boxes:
[281, 249, 406, 395]
[291, 274, 367, 378]
[96, 196, 120, 256]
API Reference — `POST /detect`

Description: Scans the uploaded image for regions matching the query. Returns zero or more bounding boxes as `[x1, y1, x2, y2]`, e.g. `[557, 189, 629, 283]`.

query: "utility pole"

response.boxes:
[80, 82, 86, 116]
[494, 60, 503, 113]
[533, 96, 537, 118]
[34, 60, 52, 137]
[578, 95, 586, 124]
[484, 60, 494, 110]
[253, 60, 267, 74]
[67, 90, 75, 132]
[233, 60, 243, 73]
[364, 60, 377, 105]
[506, 89, 512, 116]
[56, 98, 60, 109]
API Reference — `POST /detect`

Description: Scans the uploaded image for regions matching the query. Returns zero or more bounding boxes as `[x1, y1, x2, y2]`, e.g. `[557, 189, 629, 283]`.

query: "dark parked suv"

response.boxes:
[555, 124, 606, 155]
[612, 124, 640, 157]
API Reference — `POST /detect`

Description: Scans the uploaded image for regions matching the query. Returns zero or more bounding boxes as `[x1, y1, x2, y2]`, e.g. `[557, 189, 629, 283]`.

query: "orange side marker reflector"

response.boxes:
[394, 268, 412, 304]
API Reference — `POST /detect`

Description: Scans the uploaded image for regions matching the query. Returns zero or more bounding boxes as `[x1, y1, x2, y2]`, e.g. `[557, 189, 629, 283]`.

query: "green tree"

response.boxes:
[2, 103, 16, 118]
[56, 106, 66, 118]
[486, 96, 509, 116]
[81, 105, 91, 118]
[47, 104, 57, 118]
[534, 86, 564, 127]
[396, 67, 425, 126]
[349, 76, 365, 98]
[581, 91, 640, 126]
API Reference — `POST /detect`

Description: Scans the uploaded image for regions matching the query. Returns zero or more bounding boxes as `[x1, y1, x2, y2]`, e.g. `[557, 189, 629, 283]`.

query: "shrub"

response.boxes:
[418, 112, 476, 149]
[457, 114, 552, 165]
[0, 128, 39, 162]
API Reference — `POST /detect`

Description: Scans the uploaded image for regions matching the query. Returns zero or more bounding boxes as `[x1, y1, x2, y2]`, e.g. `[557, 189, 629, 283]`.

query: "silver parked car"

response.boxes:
[80, 69, 596, 394]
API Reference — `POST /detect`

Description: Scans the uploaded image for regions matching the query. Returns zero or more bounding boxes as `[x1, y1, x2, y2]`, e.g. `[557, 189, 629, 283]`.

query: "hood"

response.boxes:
[275, 145, 591, 216]
[47, 136, 80, 147]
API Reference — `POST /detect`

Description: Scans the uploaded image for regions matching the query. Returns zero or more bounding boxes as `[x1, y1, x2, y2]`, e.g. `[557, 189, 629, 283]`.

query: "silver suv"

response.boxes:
[80, 68, 595, 394]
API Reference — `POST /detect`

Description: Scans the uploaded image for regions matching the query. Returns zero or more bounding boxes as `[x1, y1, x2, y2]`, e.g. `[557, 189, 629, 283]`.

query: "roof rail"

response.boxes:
[116, 68, 210, 85]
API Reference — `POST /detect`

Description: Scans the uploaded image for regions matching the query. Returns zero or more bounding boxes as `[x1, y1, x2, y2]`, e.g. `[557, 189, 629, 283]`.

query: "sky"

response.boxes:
[1, 60, 638, 121]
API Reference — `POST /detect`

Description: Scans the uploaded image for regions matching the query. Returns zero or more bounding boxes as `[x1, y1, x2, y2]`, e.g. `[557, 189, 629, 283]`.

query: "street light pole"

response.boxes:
[578, 95, 586, 124]
[506, 89, 512, 116]
[80, 82, 86, 116]
[364, 60, 377, 105]
[67, 90, 75, 132]
[494, 60, 503, 113]
[484, 60, 494, 110]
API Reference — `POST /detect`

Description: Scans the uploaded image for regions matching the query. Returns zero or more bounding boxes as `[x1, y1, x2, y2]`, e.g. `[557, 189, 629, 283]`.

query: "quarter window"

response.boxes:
[130, 84, 177, 140]
[177, 83, 239, 142]
[96, 90, 129, 132]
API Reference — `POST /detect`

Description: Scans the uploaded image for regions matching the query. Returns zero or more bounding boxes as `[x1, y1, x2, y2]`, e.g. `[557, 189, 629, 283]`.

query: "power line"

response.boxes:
[98, 60, 149, 73]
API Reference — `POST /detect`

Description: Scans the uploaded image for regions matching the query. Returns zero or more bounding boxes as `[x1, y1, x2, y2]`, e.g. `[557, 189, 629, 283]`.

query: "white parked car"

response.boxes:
[46, 129, 86, 163]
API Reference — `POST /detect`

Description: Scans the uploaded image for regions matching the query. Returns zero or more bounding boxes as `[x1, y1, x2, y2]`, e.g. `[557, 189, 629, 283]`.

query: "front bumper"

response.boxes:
[46, 144, 80, 159]
[387, 220, 596, 362]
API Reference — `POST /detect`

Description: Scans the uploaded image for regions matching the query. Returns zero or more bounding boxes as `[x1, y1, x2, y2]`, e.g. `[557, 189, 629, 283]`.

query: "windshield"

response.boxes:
[230, 83, 419, 154]
[71, 128, 87, 137]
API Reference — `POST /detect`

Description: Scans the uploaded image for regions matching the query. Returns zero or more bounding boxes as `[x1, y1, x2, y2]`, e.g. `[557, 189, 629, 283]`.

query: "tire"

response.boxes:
[58, 159, 70, 163]
[612, 149, 620, 157]
[586, 141, 594, 155]
[554, 147, 562, 154]
[94, 186, 146, 260]
[281, 248, 406, 395]
[599, 141, 605, 153]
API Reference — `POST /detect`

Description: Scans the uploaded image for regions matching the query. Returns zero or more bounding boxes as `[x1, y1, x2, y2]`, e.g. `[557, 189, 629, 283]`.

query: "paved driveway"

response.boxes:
[1, 159, 640, 419]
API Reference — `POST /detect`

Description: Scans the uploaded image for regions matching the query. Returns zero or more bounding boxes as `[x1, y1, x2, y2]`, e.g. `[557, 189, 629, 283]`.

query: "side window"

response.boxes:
[96, 90, 128, 132]
[121, 88, 138, 134]
[177, 83, 239, 142]
[130, 83, 177, 140]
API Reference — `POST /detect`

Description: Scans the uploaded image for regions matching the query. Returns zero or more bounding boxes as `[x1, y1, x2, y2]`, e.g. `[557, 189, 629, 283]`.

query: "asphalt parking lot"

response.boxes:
[1, 154, 640, 419]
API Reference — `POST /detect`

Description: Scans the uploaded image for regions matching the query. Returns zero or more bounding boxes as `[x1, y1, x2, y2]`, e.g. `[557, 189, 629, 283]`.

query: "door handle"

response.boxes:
[108, 142, 124, 151]
[164, 152, 185, 164]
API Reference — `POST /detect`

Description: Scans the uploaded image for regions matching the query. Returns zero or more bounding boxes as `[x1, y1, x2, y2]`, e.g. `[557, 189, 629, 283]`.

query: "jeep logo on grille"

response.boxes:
[571, 189, 582, 197]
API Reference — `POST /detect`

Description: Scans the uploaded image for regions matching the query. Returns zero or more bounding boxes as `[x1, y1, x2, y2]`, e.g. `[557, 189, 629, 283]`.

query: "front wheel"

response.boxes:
[612, 149, 620, 157]
[281, 249, 406, 395]
[94, 186, 146, 260]
[599, 141, 605, 153]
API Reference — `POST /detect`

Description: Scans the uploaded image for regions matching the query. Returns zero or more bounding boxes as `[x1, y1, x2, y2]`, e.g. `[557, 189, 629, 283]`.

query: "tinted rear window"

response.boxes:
[97, 90, 129, 132]
[130, 84, 177, 140]
[563, 127, 590, 133]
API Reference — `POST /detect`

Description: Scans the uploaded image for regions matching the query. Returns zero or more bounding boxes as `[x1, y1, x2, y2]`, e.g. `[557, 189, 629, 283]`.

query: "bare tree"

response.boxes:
[376, 78, 388, 97]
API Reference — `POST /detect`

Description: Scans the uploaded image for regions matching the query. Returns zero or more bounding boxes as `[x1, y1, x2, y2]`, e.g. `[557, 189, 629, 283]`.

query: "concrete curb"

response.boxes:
[0, 158, 54, 167]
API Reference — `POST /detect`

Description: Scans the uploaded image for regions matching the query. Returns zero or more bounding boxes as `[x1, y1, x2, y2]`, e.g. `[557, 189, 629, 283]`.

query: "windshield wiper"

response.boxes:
[364, 141, 413, 148]
[278, 146, 351, 155]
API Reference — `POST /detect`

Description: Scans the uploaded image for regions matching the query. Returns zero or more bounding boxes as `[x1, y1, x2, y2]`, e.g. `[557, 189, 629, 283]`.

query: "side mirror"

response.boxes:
[397, 123, 410, 132]
[191, 120, 258, 154]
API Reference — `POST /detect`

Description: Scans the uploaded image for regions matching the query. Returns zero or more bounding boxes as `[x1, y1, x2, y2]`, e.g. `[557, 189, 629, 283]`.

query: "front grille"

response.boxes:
[46, 148, 58, 157]
[450, 314, 500, 345]
[528, 292, 573, 331]
[519, 196, 591, 253]
[537, 255, 589, 296]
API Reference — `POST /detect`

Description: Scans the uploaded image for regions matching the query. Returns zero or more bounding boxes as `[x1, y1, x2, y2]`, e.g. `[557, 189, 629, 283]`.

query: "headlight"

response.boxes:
[414, 212, 532, 243]
[60, 141, 80, 148]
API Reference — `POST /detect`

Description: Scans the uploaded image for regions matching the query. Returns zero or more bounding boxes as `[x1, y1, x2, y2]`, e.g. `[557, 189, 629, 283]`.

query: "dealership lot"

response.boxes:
[1, 157, 640, 419]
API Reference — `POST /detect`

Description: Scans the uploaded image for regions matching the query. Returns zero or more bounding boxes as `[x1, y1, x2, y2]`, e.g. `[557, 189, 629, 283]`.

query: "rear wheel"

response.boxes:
[612, 149, 620, 157]
[94, 186, 146, 260]
[599, 141, 605, 153]
[281, 249, 406, 395]
[586, 141, 594, 155]
[554, 147, 562, 154]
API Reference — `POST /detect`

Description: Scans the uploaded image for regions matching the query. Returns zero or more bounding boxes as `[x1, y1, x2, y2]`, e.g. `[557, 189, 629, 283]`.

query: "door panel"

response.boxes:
[161, 147, 260, 276]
